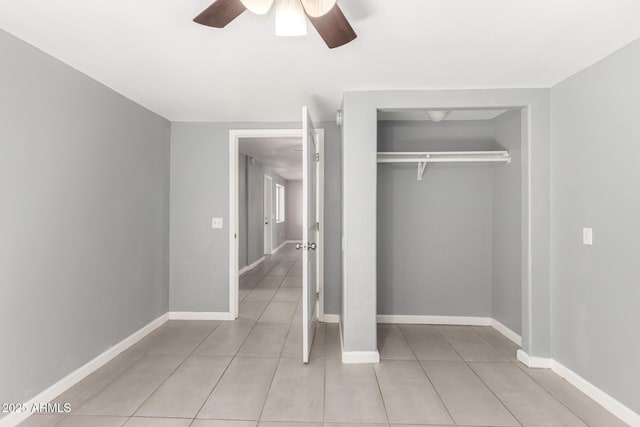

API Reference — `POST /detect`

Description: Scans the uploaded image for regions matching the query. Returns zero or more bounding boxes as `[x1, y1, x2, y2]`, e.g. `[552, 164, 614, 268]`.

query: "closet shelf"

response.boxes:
[377, 150, 511, 181]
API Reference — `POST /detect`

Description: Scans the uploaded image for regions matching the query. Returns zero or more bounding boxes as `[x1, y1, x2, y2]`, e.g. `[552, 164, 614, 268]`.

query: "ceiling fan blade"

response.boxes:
[194, 0, 246, 28]
[306, 4, 357, 49]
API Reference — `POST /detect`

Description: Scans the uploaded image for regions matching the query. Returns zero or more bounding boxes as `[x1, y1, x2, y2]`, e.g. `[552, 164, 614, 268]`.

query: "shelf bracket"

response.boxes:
[417, 155, 429, 181]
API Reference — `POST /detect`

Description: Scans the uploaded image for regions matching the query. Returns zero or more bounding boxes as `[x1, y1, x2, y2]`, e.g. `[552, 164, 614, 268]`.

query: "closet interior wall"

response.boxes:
[376, 111, 522, 334]
[492, 110, 523, 334]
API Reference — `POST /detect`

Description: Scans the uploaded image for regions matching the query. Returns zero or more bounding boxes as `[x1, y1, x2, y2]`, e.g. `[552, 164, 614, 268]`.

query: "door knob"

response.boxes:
[296, 243, 316, 250]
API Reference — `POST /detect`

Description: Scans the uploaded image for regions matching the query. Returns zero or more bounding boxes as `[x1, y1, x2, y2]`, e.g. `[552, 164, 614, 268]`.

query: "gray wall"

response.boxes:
[551, 37, 640, 413]
[246, 156, 264, 264]
[286, 180, 303, 241]
[238, 154, 248, 269]
[342, 90, 550, 355]
[0, 30, 170, 407]
[376, 120, 496, 317]
[492, 110, 522, 334]
[170, 121, 342, 314]
[243, 154, 287, 265]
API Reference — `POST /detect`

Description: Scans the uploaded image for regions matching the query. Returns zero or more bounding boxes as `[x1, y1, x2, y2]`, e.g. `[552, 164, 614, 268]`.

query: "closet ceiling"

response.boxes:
[240, 137, 303, 180]
[1, 1, 640, 122]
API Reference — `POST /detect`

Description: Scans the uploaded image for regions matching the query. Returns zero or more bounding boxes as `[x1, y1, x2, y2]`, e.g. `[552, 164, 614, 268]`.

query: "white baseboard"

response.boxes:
[337, 316, 379, 364]
[375, 315, 522, 347]
[271, 241, 286, 254]
[490, 319, 522, 346]
[239, 256, 265, 276]
[342, 350, 380, 364]
[272, 240, 296, 254]
[169, 311, 234, 321]
[517, 350, 639, 426]
[271, 240, 302, 256]
[552, 359, 640, 426]
[377, 314, 492, 326]
[0, 313, 169, 427]
[517, 349, 553, 368]
[321, 314, 340, 323]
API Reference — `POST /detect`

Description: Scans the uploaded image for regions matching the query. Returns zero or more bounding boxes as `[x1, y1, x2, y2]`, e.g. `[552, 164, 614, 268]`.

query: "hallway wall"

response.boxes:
[238, 153, 287, 269]
[286, 180, 303, 241]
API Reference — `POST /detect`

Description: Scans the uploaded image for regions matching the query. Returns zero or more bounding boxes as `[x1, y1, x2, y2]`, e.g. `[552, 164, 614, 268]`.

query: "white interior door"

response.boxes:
[264, 175, 272, 255]
[301, 106, 318, 363]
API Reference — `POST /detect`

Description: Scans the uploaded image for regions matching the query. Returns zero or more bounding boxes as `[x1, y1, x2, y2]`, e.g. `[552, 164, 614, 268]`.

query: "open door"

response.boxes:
[301, 106, 318, 363]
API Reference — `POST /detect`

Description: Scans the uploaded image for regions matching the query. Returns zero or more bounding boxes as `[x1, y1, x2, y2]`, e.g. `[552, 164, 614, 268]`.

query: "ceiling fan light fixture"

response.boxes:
[300, 0, 337, 17]
[275, 0, 308, 36]
[240, 0, 274, 15]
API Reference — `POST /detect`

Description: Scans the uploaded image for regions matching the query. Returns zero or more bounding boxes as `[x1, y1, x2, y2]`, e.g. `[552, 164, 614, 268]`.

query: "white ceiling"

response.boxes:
[378, 109, 508, 122]
[240, 137, 303, 180]
[1, 1, 640, 122]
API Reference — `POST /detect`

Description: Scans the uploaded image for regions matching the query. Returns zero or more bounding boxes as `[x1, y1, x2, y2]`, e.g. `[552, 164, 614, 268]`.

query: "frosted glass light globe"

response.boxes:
[240, 0, 274, 15]
[276, 0, 307, 36]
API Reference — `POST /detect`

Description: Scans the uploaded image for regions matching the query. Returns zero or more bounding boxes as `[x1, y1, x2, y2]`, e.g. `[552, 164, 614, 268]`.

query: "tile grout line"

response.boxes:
[190, 318, 258, 423]
[32, 248, 297, 427]
[49, 320, 224, 426]
[46, 333, 180, 423]
[126, 319, 227, 423]
[397, 324, 457, 425]
[464, 360, 526, 427]
[242, 271, 283, 323]
[190, 248, 296, 424]
[255, 246, 303, 424]
[322, 322, 327, 426]
[514, 361, 596, 427]
[469, 325, 520, 362]
[435, 324, 525, 427]
[463, 325, 585, 426]
[457, 326, 526, 426]
[370, 363, 391, 425]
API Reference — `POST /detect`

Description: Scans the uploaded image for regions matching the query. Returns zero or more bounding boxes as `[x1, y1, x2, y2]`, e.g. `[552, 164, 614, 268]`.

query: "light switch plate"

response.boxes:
[211, 217, 223, 229]
[582, 227, 593, 245]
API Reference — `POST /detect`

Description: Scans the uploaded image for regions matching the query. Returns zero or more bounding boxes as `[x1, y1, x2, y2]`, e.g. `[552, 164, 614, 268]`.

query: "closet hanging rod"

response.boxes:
[377, 150, 511, 181]
[377, 150, 511, 164]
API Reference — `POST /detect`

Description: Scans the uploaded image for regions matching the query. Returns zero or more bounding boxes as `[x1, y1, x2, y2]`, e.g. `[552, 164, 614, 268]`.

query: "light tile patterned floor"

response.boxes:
[19, 244, 627, 427]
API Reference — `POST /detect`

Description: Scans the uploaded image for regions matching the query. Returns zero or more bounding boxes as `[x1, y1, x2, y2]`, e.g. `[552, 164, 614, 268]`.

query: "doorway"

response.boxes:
[228, 127, 325, 328]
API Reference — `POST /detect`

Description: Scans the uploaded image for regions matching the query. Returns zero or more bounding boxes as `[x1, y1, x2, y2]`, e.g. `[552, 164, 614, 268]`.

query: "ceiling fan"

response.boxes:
[194, 0, 357, 49]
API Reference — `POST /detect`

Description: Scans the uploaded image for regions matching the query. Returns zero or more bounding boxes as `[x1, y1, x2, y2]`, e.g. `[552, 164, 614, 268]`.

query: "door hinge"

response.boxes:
[315, 292, 320, 301]
[316, 222, 320, 231]
[315, 153, 320, 161]
[234, 233, 237, 239]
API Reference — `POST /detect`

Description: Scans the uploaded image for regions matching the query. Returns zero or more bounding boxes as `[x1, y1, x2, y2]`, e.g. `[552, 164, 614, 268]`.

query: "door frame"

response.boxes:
[229, 128, 325, 320]
[263, 174, 273, 255]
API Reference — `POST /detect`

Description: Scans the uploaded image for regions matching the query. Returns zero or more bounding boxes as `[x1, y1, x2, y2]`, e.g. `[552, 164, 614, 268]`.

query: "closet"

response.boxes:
[376, 108, 522, 332]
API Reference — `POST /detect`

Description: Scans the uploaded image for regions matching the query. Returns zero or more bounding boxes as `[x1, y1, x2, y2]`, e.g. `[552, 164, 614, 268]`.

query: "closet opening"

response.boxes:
[376, 107, 523, 355]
